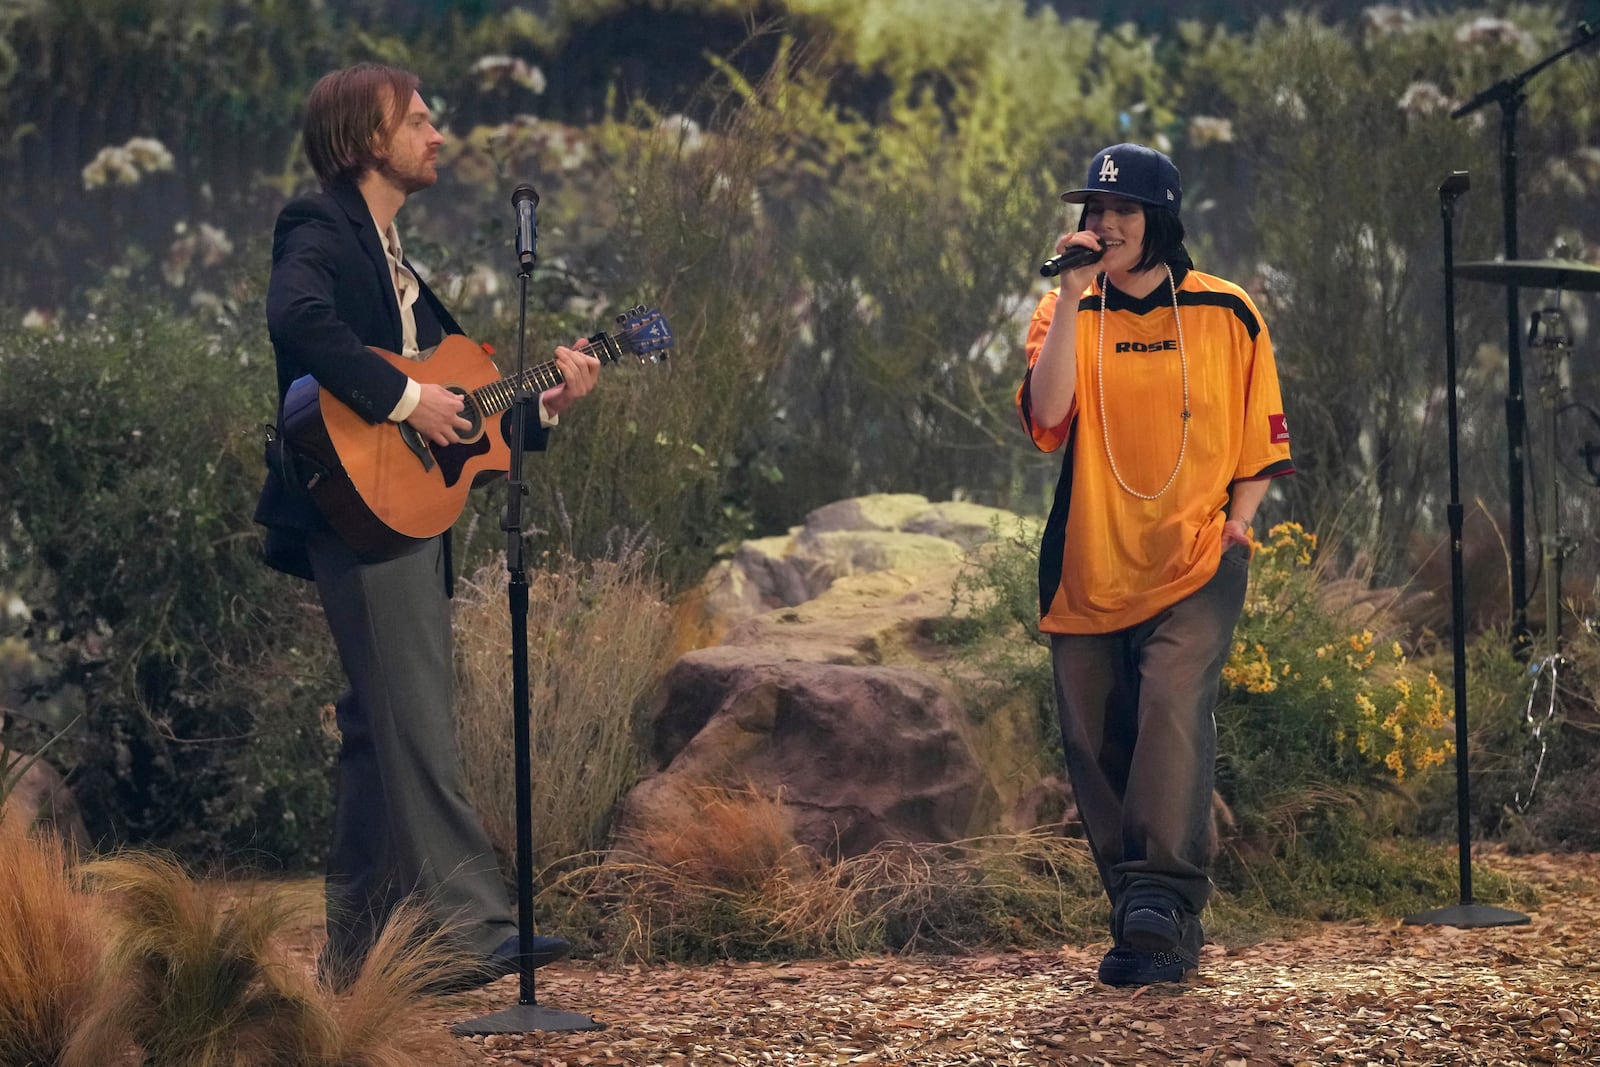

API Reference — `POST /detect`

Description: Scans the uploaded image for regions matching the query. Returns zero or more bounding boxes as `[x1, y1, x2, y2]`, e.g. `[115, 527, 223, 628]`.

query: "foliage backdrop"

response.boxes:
[1, 0, 1598, 863]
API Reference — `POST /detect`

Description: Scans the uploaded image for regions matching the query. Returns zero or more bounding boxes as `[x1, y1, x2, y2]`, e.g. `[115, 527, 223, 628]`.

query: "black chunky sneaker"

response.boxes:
[1120, 894, 1184, 953]
[1097, 946, 1196, 987]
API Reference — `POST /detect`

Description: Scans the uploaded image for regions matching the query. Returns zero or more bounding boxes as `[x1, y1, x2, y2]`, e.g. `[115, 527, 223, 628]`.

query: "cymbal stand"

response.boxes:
[1527, 305, 1576, 657]
[1452, 19, 1600, 652]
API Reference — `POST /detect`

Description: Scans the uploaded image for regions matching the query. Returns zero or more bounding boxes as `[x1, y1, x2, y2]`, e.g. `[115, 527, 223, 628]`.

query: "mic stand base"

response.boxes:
[452, 1003, 604, 1036]
[1401, 903, 1529, 929]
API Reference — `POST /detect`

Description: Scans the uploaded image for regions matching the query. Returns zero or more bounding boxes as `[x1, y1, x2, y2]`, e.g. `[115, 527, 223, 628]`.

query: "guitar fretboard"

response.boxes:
[469, 335, 614, 417]
[471, 358, 567, 417]
[465, 311, 668, 417]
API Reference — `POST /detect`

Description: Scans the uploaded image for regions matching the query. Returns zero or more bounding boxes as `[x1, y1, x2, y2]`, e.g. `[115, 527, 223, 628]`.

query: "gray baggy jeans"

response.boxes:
[1048, 543, 1250, 926]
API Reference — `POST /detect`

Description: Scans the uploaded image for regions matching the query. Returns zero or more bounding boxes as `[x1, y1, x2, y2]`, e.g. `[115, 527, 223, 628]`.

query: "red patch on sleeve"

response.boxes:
[1269, 413, 1290, 444]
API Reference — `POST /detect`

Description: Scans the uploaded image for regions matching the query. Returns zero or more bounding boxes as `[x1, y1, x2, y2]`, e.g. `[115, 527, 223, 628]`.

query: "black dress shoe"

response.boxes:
[493, 933, 572, 970]
[423, 933, 572, 995]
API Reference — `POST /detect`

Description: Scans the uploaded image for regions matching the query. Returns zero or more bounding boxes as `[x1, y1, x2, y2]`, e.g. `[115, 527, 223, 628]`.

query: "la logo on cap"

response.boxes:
[1098, 155, 1120, 182]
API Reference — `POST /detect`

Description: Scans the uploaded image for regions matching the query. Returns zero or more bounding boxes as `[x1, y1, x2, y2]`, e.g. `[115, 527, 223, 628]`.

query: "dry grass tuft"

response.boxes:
[58, 853, 459, 1067]
[66, 851, 333, 1067]
[0, 817, 103, 1067]
[329, 903, 461, 1067]
[454, 545, 675, 871]
[550, 816, 1105, 964]
[619, 783, 815, 891]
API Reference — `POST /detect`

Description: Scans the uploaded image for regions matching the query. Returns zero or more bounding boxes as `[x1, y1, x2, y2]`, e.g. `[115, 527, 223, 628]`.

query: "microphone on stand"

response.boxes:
[512, 184, 539, 273]
[1039, 244, 1104, 278]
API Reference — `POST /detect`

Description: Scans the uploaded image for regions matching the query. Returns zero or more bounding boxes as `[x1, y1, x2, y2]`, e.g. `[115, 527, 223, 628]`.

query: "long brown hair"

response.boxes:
[301, 64, 418, 188]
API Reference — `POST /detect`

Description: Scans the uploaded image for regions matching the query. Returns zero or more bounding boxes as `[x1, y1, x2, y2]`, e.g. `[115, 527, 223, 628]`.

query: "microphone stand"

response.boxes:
[455, 193, 601, 1036]
[1450, 20, 1600, 654]
[1403, 173, 1529, 931]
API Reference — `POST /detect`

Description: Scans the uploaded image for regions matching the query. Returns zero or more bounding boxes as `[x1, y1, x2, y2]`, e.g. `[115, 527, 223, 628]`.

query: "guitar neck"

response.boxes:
[469, 335, 612, 418]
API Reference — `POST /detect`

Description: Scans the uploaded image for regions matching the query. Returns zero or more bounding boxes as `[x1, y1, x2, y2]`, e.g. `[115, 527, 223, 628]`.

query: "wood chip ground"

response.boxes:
[287, 850, 1598, 1066]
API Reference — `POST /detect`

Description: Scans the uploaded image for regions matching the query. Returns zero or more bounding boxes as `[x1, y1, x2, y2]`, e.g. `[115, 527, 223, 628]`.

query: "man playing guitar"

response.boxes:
[254, 62, 598, 992]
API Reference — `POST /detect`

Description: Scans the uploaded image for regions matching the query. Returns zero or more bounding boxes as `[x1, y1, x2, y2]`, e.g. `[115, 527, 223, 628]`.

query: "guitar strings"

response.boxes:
[469, 312, 665, 416]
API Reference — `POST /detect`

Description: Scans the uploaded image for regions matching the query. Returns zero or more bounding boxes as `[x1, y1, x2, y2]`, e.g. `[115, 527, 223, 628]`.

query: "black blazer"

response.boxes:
[254, 178, 548, 578]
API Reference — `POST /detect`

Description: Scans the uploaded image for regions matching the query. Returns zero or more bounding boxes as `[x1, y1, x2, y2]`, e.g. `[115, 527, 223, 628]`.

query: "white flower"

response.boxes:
[473, 54, 545, 93]
[1454, 17, 1535, 54]
[1187, 116, 1235, 147]
[82, 146, 137, 188]
[164, 234, 196, 286]
[552, 127, 590, 171]
[1397, 81, 1455, 119]
[197, 223, 233, 265]
[124, 136, 174, 172]
[517, 62, 546, 94]
[190, 290, 223, 313]
[1361, 5, 1416, 38]
[82, 137, 174, 189]
[21, 308, 52, 331]
[1271, 88, 1308, 123]
[5, 594, 28, 620]
[657, 113, 705, 153]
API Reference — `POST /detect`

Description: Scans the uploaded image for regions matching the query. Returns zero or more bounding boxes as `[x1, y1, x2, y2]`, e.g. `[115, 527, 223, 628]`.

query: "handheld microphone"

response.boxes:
[512, 184, 539, 272]
[1039, 244, 1104, 278]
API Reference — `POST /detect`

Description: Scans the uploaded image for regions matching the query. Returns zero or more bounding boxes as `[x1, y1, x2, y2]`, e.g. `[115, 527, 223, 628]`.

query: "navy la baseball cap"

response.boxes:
[1060, 143, 1182, 214]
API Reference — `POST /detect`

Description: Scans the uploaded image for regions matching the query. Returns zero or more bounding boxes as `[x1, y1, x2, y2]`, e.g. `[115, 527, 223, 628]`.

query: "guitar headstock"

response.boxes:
[587, 304, 674, 366]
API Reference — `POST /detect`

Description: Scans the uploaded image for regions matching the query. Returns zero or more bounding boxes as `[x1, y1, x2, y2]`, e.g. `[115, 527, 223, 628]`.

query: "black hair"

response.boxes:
[1135, 206, 1189, 273]
[1076, 202, 1192, 274]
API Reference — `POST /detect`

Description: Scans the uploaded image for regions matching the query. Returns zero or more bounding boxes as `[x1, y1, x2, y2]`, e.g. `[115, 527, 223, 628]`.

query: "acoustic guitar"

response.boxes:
[281, 304, 673, 560]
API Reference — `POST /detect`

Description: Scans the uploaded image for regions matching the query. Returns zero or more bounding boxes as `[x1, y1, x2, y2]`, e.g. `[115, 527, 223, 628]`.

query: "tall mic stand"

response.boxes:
[1451, 20, 1600, 653]
[1403, 173, 1529, 931]
[455, 191, 601, 1035]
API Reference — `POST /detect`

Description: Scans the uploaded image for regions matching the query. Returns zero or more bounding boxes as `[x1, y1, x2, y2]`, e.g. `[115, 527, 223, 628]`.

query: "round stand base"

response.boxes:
[452, 1003, 604, 1036]
[1402, 903, 1531, 929]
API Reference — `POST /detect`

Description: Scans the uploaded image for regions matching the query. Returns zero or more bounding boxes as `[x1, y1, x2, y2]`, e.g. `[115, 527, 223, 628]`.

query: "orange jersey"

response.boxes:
[1017, 268, 1293, 634]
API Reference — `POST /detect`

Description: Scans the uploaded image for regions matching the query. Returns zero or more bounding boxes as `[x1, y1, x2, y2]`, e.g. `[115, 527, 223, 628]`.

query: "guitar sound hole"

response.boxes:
[453, 387, 485, 442]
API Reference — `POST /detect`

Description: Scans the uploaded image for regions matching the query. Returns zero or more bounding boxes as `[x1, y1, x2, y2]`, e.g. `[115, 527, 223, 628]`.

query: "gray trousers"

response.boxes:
[1049, 543, 1249, 924]
[307, 530, 514, 974]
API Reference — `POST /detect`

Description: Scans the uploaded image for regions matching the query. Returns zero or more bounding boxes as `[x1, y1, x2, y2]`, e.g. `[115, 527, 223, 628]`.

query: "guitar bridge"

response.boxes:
[398, 424, 436, 472]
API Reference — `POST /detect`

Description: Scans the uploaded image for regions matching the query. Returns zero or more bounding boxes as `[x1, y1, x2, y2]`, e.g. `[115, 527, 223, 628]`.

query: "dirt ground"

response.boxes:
[288, 850, 1598, 1066]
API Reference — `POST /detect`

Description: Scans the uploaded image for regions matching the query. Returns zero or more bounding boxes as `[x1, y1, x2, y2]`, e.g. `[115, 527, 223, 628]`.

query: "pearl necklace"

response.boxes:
[1094, 262, 1191, 500]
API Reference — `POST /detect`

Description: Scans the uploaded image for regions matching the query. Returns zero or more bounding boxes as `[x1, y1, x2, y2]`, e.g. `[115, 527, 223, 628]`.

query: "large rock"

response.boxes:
[0, 747, 91, 852]
[622, 645, 997, 859]
[617, 496, 1056, 864]
[694, 493, 1038, 641]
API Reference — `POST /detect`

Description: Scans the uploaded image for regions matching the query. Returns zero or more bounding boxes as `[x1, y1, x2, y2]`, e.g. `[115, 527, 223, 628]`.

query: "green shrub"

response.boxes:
[932, 518, 1513, 918]
[1211, 803, 1532, 924]
[1217, 522, 1457, 831]
[0, 295, 339, 866]
[1414, 621, 1600, 849]
[935, 519, 1056, 749]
